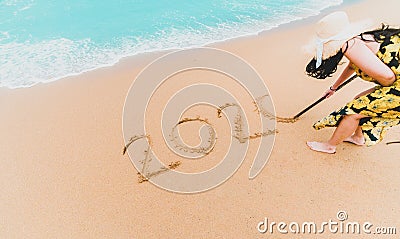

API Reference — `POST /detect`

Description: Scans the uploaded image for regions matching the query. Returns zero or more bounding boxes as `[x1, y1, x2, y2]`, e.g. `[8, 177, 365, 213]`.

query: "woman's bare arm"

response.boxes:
[332, 62, 355, 89]
[324, 62, 354, 98]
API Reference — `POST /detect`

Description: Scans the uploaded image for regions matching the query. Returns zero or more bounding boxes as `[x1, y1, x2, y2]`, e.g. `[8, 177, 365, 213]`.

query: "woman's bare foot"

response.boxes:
[344, 135, 365, 146]
[306, 141, 336, 154]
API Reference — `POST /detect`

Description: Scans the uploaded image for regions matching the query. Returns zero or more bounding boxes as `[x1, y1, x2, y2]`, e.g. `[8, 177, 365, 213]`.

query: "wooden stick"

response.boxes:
[293, 74, 358, 119]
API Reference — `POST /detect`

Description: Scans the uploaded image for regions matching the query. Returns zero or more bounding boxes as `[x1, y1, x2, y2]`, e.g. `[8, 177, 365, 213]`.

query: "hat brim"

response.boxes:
[304, 18, 373, 59]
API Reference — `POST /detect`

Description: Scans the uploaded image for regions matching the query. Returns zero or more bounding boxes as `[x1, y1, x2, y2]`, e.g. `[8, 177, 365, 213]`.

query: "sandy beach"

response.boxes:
[1, 0, 400, 238]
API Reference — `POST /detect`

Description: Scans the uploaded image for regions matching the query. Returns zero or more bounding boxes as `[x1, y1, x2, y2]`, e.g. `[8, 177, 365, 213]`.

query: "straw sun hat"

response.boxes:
[306, 11, 373, 68]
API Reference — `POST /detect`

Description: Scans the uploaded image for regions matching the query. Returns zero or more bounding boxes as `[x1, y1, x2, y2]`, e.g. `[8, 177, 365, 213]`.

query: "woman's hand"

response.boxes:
[324, 86, 336, 98]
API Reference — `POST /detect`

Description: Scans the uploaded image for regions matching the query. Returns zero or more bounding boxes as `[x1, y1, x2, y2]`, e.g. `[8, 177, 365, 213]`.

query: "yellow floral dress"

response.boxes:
[313, 33, 400, 146]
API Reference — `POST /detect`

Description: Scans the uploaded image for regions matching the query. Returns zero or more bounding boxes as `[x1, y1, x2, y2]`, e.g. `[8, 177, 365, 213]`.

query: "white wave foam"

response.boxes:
[0, 0, 343, 89]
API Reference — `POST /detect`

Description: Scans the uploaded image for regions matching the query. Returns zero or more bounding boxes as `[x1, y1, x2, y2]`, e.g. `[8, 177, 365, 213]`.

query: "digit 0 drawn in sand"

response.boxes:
[169, 116, 216, 156]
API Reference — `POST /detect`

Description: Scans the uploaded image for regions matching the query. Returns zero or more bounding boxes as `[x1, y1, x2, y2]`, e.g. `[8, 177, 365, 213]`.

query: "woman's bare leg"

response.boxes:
[307, 87, 376, 153]
[307, 114, 366, 153]
[354, 87, 376, 99]
[328, 114, 365, 145]
[341, 87, 375, 146]
[344, 125, 365, 145]
[354, 126, 363, 137]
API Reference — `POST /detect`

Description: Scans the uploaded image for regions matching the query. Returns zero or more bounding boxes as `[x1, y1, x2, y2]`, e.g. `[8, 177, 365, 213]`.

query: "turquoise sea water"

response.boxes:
[0, 0, 344, 88]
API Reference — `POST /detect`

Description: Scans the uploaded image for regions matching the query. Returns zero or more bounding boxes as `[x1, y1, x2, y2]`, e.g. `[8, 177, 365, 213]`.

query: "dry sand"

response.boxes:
[1, 0, 400, 238]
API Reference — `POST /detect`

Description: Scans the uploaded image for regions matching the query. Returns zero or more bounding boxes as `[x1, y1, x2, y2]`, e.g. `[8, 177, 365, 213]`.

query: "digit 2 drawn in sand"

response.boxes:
[122, 48, 276, 193]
